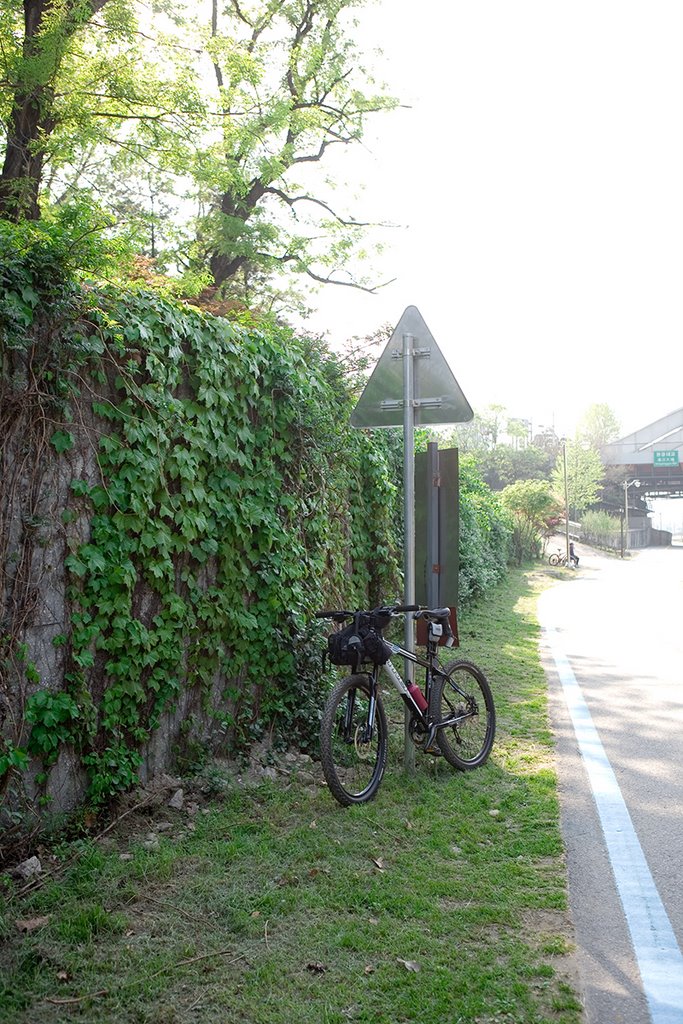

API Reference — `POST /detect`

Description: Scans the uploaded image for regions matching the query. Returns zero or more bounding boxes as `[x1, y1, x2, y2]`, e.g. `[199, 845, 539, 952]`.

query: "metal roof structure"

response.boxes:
[601, 408, 683, 497]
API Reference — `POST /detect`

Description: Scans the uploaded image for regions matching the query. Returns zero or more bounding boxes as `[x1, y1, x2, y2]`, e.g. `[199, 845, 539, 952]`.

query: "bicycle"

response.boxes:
[315, 603, 496, 806]
[548, 548, 568, 566]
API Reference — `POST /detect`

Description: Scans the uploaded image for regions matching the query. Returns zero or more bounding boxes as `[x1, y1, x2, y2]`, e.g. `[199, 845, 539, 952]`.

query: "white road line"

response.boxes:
[545, 625, 683, 1024]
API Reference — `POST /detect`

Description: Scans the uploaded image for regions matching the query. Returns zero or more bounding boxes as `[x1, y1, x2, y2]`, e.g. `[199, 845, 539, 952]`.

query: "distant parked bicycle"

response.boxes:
[548, 548, 568, 566]
[315, 603, 495, 806]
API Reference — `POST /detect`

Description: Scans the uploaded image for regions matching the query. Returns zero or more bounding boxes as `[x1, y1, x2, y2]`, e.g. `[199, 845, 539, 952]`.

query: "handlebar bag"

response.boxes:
[327, 624, 391, 668]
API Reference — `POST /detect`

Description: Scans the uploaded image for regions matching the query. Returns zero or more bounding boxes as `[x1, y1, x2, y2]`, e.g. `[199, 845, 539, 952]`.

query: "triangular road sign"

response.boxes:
[350, 306, 474, 428]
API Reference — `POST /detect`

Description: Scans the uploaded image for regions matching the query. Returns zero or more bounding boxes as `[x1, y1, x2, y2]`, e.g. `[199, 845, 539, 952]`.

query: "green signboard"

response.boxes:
[653, 450, 679, 466]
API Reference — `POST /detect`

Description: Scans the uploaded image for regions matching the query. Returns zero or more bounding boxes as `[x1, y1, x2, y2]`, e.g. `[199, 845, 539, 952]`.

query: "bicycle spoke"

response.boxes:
[320, 675, 387, 805]
[429, 660, 495, 770]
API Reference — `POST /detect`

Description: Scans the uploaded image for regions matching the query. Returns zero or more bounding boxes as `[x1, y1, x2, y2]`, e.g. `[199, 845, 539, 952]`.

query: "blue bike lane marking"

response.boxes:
[544, 624, 683, 1024]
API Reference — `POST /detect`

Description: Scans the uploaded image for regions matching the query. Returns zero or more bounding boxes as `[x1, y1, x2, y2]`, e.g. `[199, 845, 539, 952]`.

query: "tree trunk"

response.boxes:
[0, 92, 55, 221]
[0, 0, 53, 220]
[0, 0, 109, 221]
[209, 183, 266, 288]
[209, 252, 247, 288]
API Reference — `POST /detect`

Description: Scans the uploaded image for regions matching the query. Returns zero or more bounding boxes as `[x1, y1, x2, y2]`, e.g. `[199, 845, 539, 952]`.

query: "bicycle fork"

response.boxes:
[341, 675, 379, 746]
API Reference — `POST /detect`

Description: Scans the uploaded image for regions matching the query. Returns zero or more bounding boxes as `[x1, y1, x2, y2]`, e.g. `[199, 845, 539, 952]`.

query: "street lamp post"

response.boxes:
[562, 438, 570, 567]
[623, 478, 641, 556]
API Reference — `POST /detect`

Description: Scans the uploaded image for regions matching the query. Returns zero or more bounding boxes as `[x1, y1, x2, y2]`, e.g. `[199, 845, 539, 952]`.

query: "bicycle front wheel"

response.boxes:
[320, 674, 387, 806]
[429, 659, 495, 770]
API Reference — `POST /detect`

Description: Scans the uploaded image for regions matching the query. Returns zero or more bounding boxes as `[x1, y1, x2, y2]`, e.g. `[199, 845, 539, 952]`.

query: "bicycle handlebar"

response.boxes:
[315, 603, 455, 645]
[315, 603, 448, 621]
[316, 604, 420, 620]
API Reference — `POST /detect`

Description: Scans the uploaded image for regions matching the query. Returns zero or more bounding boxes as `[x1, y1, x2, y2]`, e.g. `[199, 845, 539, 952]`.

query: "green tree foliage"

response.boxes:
[480, 445, 554, 491]
[500, 479, 560, 564]
[0, 0, 110, 219]
[0, 0, 204, 221]
[500, 479, 559, 525]
[198, 0, 397, 296]
[551, 441, 603, 519]
[0, 0, 396, 302]
[577, 403, 621, 450]
[445, 407, 555, 491]
[447, 406, 505, 456]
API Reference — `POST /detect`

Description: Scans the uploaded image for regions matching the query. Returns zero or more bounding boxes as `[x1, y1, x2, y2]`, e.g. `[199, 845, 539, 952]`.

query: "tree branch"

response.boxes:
[227, 0, 254, 28]
[266, 251, 396, 294]
[263, 186, 376, 228]
[211, 0, 224, 89]
[289, 137, 343, 164]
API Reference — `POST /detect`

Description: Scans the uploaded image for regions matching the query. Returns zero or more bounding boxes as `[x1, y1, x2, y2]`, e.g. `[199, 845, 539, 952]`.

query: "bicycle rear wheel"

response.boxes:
[429, 659, 495, 770]
[320, 674, 387, 806]
[548, 553, 560, 566]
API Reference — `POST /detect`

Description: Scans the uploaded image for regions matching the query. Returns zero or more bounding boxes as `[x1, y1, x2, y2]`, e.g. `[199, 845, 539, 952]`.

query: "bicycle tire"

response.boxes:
[429, 659, 495, 770]
[548, 553, 560, 566]
[319, 674, 387, 806]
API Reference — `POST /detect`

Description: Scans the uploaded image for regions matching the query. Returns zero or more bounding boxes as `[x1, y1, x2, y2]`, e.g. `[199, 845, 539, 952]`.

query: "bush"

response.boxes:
[581, 509, 622, 548]
[458, 457, 512, 603]
[500, 480, 560, 565]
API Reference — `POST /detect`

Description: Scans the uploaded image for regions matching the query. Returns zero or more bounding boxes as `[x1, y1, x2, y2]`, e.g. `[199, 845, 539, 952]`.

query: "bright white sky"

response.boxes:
[302, 0, 683, 441]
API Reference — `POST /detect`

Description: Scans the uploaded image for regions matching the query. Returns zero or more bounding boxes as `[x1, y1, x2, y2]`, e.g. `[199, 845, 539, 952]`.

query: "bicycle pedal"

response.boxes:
[424, 744, 442, 756]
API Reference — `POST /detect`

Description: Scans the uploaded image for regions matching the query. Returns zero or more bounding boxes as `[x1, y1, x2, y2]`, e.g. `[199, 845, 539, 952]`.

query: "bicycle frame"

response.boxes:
[356, 637, 476, 749]
[382, 640, 441, 714]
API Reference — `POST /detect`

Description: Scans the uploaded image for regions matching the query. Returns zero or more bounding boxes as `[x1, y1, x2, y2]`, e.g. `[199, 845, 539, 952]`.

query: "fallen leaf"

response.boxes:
[15, 916, 50, 933]
[306, 961, 327, 974]
[364, 964, 375, 975]
[368, 917, 379, 926]
[371, 857, 385, 872]
[309, 820, 317, 829]
[397, 958, 421, 973]
[489, 809, 500, 817]
[250, 911, 261, 918]
[56, 971, 69, 982]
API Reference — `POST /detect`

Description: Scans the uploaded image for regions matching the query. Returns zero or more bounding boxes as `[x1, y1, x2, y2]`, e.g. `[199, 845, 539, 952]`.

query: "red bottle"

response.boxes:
[407, 682, 428, 712]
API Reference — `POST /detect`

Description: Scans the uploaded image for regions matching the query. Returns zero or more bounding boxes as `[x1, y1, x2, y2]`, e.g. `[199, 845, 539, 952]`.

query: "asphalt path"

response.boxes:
[538, 539, 683, 1024]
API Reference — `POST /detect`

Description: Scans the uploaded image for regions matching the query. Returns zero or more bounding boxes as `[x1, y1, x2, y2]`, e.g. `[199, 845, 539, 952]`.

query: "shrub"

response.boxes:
[458, 457, 512, 602]
[581, 510, 622, 548]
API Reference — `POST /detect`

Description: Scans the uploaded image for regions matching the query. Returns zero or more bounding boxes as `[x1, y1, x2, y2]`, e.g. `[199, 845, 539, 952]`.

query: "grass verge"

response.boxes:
[0, 567, 582, 1024]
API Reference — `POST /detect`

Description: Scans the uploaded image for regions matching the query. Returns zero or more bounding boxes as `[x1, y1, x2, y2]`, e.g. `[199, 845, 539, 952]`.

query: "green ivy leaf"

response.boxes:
[51, 430, 75, 454]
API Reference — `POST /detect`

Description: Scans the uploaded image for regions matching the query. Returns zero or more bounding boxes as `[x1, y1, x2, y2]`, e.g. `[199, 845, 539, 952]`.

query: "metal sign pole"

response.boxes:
[402, 332, 416, 772]
[349, 305, 474, 775]
[427, 442, 440, 609]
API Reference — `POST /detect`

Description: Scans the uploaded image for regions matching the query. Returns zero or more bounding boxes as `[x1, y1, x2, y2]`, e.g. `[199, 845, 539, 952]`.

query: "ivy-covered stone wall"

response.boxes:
[0, 237, 402, 816]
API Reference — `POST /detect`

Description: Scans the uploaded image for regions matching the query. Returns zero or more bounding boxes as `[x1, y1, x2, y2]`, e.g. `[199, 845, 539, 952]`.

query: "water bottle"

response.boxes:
[407, 682, 428, 712]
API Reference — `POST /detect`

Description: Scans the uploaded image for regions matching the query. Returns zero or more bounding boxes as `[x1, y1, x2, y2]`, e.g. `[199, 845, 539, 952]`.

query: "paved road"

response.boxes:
[538, 540, 683, 1024]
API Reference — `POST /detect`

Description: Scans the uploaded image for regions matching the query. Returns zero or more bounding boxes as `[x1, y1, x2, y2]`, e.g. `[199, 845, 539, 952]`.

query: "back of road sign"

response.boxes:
[350, 306, 474, 428]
